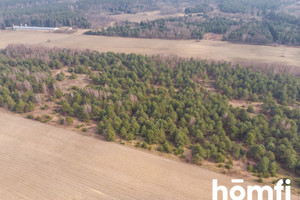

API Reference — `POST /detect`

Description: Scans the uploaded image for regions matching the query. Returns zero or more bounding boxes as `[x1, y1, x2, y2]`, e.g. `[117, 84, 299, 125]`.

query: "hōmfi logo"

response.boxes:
[212, 179, 291, 200]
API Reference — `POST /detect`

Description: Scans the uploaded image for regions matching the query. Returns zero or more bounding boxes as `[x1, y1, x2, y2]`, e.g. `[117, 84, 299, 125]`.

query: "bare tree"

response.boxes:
[23, 80, 33, 91]
[35, 94, 43, 106]
[83, 104, 92, 114]
[130, 94, 138, 104]
[42, 83, 49, 95]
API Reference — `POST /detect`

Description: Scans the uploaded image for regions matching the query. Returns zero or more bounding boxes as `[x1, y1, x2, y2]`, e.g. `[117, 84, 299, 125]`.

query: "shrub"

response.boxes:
[44, 115, 52, 120]
[69, 72, 77, 79]
[82, 128, 87, 132]
[247, 105, 254, 113]
[175, 146, 184, 155]
[66, 116, 74, 124]
[135, 142, 141, 147]
[225, 163, 232, 169]
[214, 153, 225, 163]
[242, 155, 247, 162]
[41, 104, 49, 110]
[180, 154, 186, 159]
[163, 141, 172, 153]
[35, 116, 42, 121]
[119, 140, 125, 145]
[193, 153, 201, 164]
[264, 173, 270, 178]
[56, 72, 65, 81]
[27, 114, 34, 119]
[141, 142, 148, 149]
[59, 117, 64, 125]
[247, 165, 254, 172]
[157, 146, 164, 152]
[76, 124, 83, 129]
[105, 129, 115, 141]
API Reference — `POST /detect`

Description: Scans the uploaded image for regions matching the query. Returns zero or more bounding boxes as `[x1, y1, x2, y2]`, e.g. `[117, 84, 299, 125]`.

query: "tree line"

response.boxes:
[216, 0, 293, 15]
[0, 1, 90, 29]
[0, 0, 90, 29]
[184, 3, 213, 14]
[85, 16, 239, 40]
[85, 10, 300, 46]
[224, 12, 300, 45]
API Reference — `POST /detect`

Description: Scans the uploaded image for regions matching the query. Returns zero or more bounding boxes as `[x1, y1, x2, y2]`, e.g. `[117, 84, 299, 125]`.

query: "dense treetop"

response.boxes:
[0, 45, 299, 179]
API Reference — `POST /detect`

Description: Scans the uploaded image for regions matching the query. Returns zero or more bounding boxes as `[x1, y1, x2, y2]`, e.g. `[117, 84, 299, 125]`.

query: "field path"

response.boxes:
[1, 112, 297, 200]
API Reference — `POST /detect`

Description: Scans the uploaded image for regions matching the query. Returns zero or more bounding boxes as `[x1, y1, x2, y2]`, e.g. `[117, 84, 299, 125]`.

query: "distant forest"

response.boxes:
[86, 11, 300, 46]
[0, 0, 206, 28]
[0, 45, 299, 180]
[85, 16, 240, 40]
[1, 0, 300, 46]
[225, 12, 300, 45]
[0, 0, 90, 28]
[217, 0, 295, 15]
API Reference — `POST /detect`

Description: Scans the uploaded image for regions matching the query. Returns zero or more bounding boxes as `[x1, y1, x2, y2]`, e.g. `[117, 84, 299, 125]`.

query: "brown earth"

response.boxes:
[109, 10, 185, 23]
[51, 68, 91, 93]
[0, 30, 300, 75]
[203, 33, 223, 41]
[0, 29, 299, 199]
[0, 111, 298, 200]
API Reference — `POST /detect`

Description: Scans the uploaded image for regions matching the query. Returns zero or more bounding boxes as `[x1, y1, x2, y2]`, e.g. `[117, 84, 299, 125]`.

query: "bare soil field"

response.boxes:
[0, 30, 300, 75]
[0, 111, 297, 200]
[109, 10, 185, 23]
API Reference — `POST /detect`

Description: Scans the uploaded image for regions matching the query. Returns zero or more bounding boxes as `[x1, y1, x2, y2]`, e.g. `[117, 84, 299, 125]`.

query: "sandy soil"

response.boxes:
[0, 30, 299, 75]
[1, 111, 297, 200]
[109, 10, 185, 23]
[203, 33, 223, 41]
[51, 68, 91, 93]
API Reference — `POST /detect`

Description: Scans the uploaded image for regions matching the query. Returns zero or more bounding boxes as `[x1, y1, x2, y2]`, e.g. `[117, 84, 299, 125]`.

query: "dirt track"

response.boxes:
[1, 112, 296, 200]
[0, 30, 300, 73]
